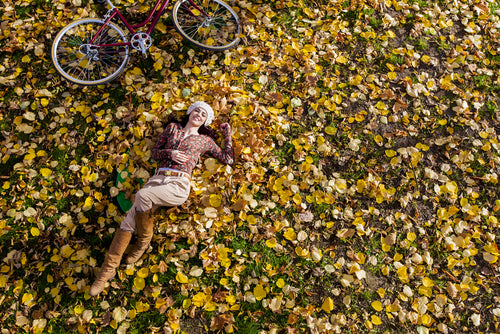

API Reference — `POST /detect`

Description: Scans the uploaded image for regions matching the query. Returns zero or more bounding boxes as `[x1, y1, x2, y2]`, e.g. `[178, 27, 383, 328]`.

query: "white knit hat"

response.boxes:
[187, 101, 214, 126]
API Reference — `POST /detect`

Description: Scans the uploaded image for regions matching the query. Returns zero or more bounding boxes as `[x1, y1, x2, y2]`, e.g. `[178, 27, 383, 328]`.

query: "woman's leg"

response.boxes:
[124, 209, 154, 264]
[89, 175, 189, 296]
[89, 229, 132, 296]
[122, 175, 190, 264]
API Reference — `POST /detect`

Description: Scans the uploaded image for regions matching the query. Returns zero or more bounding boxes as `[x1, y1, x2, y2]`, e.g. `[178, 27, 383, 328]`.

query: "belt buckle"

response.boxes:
[159, 169, 189, 180]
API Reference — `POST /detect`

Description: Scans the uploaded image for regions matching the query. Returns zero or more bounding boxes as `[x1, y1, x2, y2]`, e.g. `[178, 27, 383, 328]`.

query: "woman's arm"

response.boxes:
[207, 123, 234, 165]
[151, 123, 177, 161]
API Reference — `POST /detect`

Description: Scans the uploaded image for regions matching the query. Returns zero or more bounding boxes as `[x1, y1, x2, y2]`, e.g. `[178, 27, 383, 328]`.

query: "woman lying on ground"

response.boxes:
[89, 101, 234, 296]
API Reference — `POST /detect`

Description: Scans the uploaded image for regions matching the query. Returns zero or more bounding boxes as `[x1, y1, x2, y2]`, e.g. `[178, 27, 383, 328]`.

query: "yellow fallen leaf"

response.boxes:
[445, 181, 458, 194]
[137, 268, 149, 278]
[22, 293, 34, 305]
[371, 301, 383, 311]
[74, 305, 84, 314]
[397, 266, 409, 283]
[253, 284, 266, 301]
[292, 193, 302, 205]
[321, 297, 334, 313]
[205, 301, 217, 312]
[357, 179, 366, 193]
[209, 194, 222, 207]
[30, 227, 40, 237]
[283, 228, 296, 241]
[385, 150, 397, 157]
[134, 277, 145, 290]
[295, 246, 309, 258]
[40, 168, 52, 178]
[83, 197, 94, 210]
[182, 299, 191, 309]
[422, 277, 434, 287]
[336, 55, 348, 64]
[176, 271, 189, 284]
[192, 66, 201, 75]
[418, 286, 433, 297]
[304, 7, 314, 18]
[325, 126, 337, 135]
[246, 63, 261, 72]
[266, 238, 277, 248]
[61, 245, 74, 258]
[421, 55, 431, 63]
[89, 173, 99, 182]
[371, 315, 382, 325]
[192, 292, 206, 307]
[0, 275, 7, 288]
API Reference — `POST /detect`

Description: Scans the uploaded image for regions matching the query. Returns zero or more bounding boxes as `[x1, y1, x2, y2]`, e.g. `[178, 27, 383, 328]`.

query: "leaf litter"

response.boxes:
[0, 0, 499, 333]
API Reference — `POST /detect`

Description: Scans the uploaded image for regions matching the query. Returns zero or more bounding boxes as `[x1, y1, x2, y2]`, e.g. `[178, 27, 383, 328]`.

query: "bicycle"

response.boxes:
[51, 0, 241, 85]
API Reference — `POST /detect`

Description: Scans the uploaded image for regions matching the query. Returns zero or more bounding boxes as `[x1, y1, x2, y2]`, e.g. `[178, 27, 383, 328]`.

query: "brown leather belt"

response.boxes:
[157, 170, 190, 180]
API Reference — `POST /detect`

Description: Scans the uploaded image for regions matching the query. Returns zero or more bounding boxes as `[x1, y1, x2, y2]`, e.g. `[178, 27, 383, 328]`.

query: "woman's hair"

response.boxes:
[165, 113, 216, 140]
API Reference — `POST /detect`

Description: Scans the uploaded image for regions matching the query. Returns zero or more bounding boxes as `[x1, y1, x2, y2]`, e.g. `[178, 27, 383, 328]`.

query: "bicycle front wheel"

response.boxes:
[51, 18, 130, 85]
[172, 0, 241, 51]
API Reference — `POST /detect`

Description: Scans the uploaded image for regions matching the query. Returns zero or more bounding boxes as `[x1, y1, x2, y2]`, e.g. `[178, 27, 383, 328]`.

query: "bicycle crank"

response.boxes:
[131, 32, 153, 55]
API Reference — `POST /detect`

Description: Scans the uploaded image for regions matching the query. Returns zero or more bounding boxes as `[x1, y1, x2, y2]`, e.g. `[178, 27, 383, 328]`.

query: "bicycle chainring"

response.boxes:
[130, 32, 153, 54]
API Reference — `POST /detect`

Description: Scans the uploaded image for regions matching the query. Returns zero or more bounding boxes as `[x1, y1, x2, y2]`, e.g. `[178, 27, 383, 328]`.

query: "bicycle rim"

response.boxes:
[172, 0, 241, 51]
[51, 19, 130, 85]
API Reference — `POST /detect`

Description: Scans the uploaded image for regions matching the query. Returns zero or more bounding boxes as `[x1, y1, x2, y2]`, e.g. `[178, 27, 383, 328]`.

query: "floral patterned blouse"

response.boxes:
[152, 123, 233, 174]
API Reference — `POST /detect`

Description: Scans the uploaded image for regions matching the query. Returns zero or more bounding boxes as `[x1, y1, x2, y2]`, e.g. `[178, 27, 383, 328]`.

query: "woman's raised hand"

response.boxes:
[171, 150, 189, 164]
[220, 123, 231, 138]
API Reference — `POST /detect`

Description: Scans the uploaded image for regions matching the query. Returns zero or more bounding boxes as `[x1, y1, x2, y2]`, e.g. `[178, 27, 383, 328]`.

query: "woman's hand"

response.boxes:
[171, 150, 189, 164]
[220, 123, 231, 138]
[220, 123, 232, 148]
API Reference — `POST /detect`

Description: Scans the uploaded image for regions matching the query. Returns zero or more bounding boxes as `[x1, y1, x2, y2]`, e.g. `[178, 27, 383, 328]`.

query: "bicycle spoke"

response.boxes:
[61, 63, 77, 76]
[100, 55, 122, 70]
[75, 62, 87, 81]
[97, 61, 106, 81]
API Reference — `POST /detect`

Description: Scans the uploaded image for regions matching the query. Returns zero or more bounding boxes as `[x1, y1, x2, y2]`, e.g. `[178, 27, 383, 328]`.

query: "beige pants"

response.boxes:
[120, 174, 190, 233]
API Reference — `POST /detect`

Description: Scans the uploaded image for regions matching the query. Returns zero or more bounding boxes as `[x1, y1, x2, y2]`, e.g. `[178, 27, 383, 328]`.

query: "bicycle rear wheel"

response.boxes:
[51, 18, 130, 85]
[172, 0, 240, 51]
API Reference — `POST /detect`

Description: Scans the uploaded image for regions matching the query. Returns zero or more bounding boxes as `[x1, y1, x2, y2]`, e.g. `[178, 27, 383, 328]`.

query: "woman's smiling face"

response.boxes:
[188, 107, 208, 127]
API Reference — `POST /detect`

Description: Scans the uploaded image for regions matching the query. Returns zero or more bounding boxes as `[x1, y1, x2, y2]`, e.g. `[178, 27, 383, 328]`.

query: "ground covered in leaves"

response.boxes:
[1, 0, 500, 332]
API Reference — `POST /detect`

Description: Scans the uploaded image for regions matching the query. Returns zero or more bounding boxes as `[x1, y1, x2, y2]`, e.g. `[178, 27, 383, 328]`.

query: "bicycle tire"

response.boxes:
[172, 0, 240, 51]
[51, 18, 130, 85]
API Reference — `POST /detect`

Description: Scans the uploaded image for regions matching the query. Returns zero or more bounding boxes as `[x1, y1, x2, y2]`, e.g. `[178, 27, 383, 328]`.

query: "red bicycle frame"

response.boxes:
[89, 0, 209, 48]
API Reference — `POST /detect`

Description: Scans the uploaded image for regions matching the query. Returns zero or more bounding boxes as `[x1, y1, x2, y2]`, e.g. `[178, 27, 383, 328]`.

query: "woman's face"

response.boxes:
[188, 107, 208, 127]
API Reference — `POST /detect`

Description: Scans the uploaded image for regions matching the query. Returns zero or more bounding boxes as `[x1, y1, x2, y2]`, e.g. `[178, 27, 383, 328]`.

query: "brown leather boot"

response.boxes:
[125, 210, 154, 264]
[89, 229, 132, 296]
